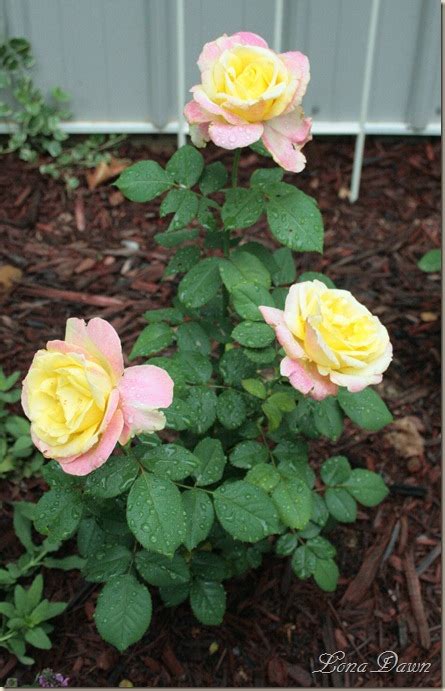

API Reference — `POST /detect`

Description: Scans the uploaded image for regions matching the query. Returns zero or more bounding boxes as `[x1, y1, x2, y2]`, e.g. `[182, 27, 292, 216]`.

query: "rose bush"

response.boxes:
[23, 32, 394, 653]
[184, 31, 312, 172]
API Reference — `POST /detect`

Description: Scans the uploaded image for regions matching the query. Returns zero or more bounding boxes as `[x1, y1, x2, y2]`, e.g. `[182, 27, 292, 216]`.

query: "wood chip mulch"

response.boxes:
[0, 135, 440, 688]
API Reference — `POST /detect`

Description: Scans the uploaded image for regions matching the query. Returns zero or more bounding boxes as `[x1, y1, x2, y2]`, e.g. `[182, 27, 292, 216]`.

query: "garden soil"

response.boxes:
[0, 136, 440, 688]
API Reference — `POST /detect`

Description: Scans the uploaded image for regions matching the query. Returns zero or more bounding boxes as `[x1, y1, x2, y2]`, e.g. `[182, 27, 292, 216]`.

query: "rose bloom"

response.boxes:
[21, 318, 173, 475]
[260, 280, 392, 400]
[184, 31, 311, 172]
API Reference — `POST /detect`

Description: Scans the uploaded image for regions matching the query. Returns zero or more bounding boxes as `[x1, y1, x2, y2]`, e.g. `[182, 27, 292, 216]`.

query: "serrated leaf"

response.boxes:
[127, 472, 185, 556]
[275, 532, 298, 556]
[222, 188, 263, 230]
[325, 487, 357, 522]
[243, 345, 276, 364]
[159, 583, 190, 607]
[199, 161, 228, 195]
[116, 160, 173, 202]
[155, 227, 199, 248]
[165, 246, 201, 276]
[232, 321, 275, 348]
[313, 397, 344, 440]
[175, 351, 212, 384]
[271, 247, 296, 286]
[219, 250, 271, 292]
[176, 322, 211, 355]
[250, 167, 283, 188]
[94, 574, 152, 652]
[229, 441, 268, 469]
[191, 552, 229, 581]
[313, 558, 339, 592]
[34, 487, 82, 542]
[164, 397, 196, 430]
[241, 378, 267, 399]
[85, 454, 138, 498]
[320, 456, 351, 486]
[83, 544, 132, 583]
[182, 489, 214, 550]
[232, 283, 275, 321]
[135, 550, 190, 587]
[306, 536, 337, 559]
[214, 481, 280, 541]
[246, 463, 280, 492]
[187, 387, 217, 434]
[291, 545, 316, 579]
[297, 271, 335, 288]
[190, 579, 226, 625]
[160, 188, 198, 230]
[140, 443, 199, 481]
[193, 438, 226, 486]
[144, 307, 184, 325]
[337, 387, 393, 431]
[219, 348, 255, 385]
[166, 144, 204, 187]
[344, 469, 388, 506]
[216, 389, 246, 430]
[271, 478, 312, 530]
[266, 184, 323, 252]
[178, 258, 221, 308]
[129, 323, 174, 360]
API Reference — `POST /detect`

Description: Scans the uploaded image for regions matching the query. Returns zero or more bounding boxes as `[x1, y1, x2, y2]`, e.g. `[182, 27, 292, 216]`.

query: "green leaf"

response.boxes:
[418, 248, 441, 273]
[85, 454, 138, 498]
[144, 307, 184, 325]
[25, 575, 43, 612]
[30, 599, 66, 624]
[222, 188, 263, 230]
[191, 552, 229, 581]
[306, 536, 336, 559]
[193, 438, 226, 486]
[232, 321, 275, 348]
[216, 389, 246, 430]
[241, 378, 267, 399]
[34, 487, 82, 542]
[250, 167, 283, 188]
[141, 443, 199, 481]
[320, 456, 351, 486]
[176, 322, 211, 355]
[166, 144, 204, 187]
[271, 478, 312, 530]
[246, 463, 280, 492]
[243, 346, 276, 364]
[42, 555, 85, 571]
[268, 392, 296, 413]
[24, 627, 52, 650]
[94, 574, 152, 652]
[232, 283, 274, 321]
[313, 558, 339, 592]
[165, 246, 200, 276]
[199, 161, 228, 195]
[159, 583, 190, 607]
[83, 544, 132, 583]
[13, 502, 35, 552]
[127, 472, 186, 556]
[275, 533, 298, 556]
[214, 481, 280, 541]
[297, 271, 335, 288]
[344, 468, 388, 506]
[116, 160, 173, 202]
[325, 487, 357, 523]
[313, 397, 343, 440]
[238, 242, 279, 275]
[160, 188, 198, 230]
[155, 227, 199, 248]
[219, 349, 255, 385]
[291, 546, 316, 579]
[262, 399, 282, 431]
[337, 387, 393, 431]
[230, 441, 268, 469]
[250, 140, 271, 157]
[190, 579, 226, 625]
[147, 355, 186, 391]
[135, 550, 190, 587]
[271, 247, 296, 286]
[182, 489, 215, 550]
[219, 250, 271, 292]
[176, 351, 212, 384]
[266, 185, 324, 252]
[129, 323, 174, 359]
[187, 387, 217, 434]
[178, 258, 221, 309]
[164, 398, 196, 431]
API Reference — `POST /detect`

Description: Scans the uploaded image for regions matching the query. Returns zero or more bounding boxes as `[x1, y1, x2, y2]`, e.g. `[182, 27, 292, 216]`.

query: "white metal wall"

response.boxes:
[0, 0, 441, 197]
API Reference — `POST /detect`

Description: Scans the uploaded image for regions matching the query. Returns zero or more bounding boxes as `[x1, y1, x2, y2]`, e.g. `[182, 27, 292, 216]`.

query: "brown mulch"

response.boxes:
[0, 135, 441, 688]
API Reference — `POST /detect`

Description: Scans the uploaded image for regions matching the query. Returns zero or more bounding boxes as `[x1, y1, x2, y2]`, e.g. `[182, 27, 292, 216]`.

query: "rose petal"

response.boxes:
[184, 100, 211, 124]
[197, 32, 268, 72]
[118, 365, 174, 442]
[280, 356, 338, 401]
[233, 32, 269, 49]
[280, 51, 310, 108]
[259, 305, 285, 327]
[191, 87, 243, 125]
[262, 112, 312, 173]
[208, 122, 263, 149]
[64, 318, 124, 383]
[58, 408, 124, 476]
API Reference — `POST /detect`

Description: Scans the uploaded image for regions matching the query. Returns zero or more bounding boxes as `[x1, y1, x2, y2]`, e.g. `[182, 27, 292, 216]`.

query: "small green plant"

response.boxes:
[0, 37, 124, 188]
[418, 248, 441, 273]
[0, 368, 43, 479]
[0, 500, 83, 664]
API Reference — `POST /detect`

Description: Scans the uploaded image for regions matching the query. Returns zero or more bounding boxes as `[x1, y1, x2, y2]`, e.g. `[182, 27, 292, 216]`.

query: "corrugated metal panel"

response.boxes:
[1, 0, 440, 133]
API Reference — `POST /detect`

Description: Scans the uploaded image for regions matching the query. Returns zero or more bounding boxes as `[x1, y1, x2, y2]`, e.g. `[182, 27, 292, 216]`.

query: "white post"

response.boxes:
[273, 0, 284, 53]
[349, 0, 381, 203]
[176, 0, 186, 147]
